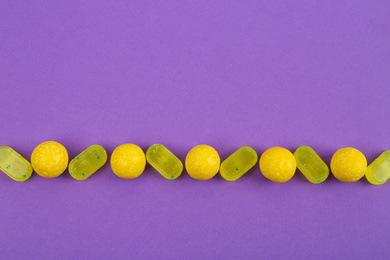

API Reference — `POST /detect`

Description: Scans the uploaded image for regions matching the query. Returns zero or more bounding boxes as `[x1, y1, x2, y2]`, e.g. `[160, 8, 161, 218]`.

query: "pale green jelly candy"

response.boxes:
[220, 146, 258, 181]
[68, 145, 107, 180]
[294, 146, 329, 184]
[366, 150, 390, 185]
[146, 144, 183, 179]
[0, 146, 32, 182]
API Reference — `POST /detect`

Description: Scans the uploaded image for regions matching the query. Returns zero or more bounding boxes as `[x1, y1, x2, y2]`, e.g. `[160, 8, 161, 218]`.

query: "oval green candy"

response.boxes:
[220, 146, 258, 181]
[146, 144, 183, 180]
[294, 146, 329, 184]
[366, 150, 390, 185]
[69, 145, 107, 180]
[0, 146, 32, 182]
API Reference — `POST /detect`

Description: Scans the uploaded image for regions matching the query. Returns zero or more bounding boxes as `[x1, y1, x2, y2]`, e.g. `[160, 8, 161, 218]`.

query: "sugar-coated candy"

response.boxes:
[294, 146, 329, 184]
[146, 144, 183, 180]
[330, 147, 366, 182]
[31, 141, 69, 178]
[185, 145, 220, 180]
[0, 146, 33, 182]
[365, 150, 390, 185]
[69, 145, 107, 180]
[111, 144, 146, 179]
[260, 147, 296, 183]
[220, 146, 258, 181]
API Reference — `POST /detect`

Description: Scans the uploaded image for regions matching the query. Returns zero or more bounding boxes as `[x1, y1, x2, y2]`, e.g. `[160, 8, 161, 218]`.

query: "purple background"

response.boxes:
[1, 1, 390, 259]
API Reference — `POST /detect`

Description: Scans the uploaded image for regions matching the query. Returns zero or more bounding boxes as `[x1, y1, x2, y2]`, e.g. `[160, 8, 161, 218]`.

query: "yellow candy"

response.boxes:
[259, 147, 296, 183]
[330, 147, 367, 182]
[31, 141, 69, 178]
[111, 144, 146, 179]
[185, 145, 220, 180]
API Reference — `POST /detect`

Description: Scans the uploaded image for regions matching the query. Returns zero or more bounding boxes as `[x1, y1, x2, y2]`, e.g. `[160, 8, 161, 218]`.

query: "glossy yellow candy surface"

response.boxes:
[69, 145, 107, 180]
[185, 145, 220, 180]
[220, 146, 258, 181]
[146, 144, 183, 180]
[260, 147, 296, 183]
[0, 146, 33, 182]
[31, 141, 69, 178]
[365, 150, 390, 185]
[330, 147, 367, 182]
[111, 144, 146, 179]
[294, 146, 329, 184]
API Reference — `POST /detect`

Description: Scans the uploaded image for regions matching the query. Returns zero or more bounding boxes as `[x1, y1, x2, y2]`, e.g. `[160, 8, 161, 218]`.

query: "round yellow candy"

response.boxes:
[31, 141, 69, 178]
[111, 144, 146, 179]
[185, 145, 220, 180]
[260, 147, 296, 183]
[330, 147, 367, 182]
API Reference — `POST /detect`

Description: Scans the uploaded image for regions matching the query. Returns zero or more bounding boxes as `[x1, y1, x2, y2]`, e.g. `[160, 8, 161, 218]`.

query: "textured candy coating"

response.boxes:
[69, 145, 107, 180]
[260, 147, 296, 183]
[111, 144, 146, 179]
[185, 145, 220, 180]
[146, 144, 183, 180]
[365, 150, 390, 185]
[220, 146, 258, 181]
[31, 141, 68, 178]
[294, 146, 329, 184]
[330, 147, 367, 182]
[0, 146, 33, 182]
